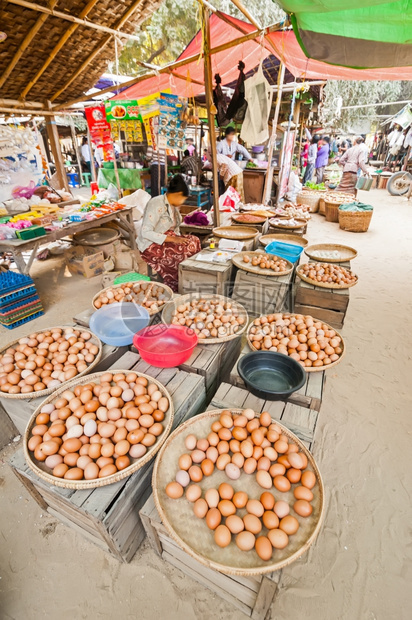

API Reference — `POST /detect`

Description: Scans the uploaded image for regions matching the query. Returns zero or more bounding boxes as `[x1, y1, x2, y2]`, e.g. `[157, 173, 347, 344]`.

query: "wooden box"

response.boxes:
[178, 249, 235, 296]
[231, 268, 293, 316]
[140, 495, 280, 620]
[294, 260, 350, 330]
[9, 356, 206, 562]
[229, 343, 325, 411]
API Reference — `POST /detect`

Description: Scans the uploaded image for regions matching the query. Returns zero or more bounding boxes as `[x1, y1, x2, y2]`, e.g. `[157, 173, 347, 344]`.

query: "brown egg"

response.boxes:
[262, 510, 279, 530]
[218, 500, 236, 517]
[114, 455, 130, 471]
[260, 411, 272, 427]
[256, 470, 272, 489]
[243, 457, 257, 475]
[226, 515, 244, 534]
[201, 459, 214, 476]
[269, 463, 286, 477]
[251, 429, 264, 446]
[99, 464, 117, 478]
[268, 528, 289, 549]
[218, 482, 234, 500]
[294, 499, 313, 517]
[288, 452, 305, 469]
[64, 452, 80, 467]
[88, 443, 101, 460]
[166, 481, 184, 499]
[115, 439, 130, 456]
[293, 486, 314, 501]
[188, 465, 203, 482]
[99, 423, 117, 438]
[191, 449, 206, 463]
[62, 438, 82, 453]
[32, 424, 48, 436]
[246, 499, 264, 518]
[286, 468, 302, 484]
[260, 492, 275, 511]
[41, 441, 60, 456]
[214, 524, 231, 548]
[274, 440, 288, 454]
[233, 491, 248, 509]
[28, 435, 42, 451]
[301, 471, 316, 489]
[243, 514, 262, 535]
[236, 531, 255, 551]
[193, 498, 209, 519]
[206, 507, 221, 530]
[185, 484, 202, 502]
[53, 463, 69, 478]
[205, 488, 219, 508]
[279, 515, 299, 535]
[49, 424, 66, 438]
[255, 536, 273, 561]
[240, 440, 254, 458]
[273, 475, 291, 493]
[64, 467, 83, 480]
[274, 500, 290, 519]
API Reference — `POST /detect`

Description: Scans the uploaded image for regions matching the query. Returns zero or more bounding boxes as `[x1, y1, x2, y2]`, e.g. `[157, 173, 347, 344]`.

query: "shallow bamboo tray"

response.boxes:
[269, 219, 305, 230]
[232, 252, 293, 277]
[212, 226, 259, 240]
[296, 265, 358, 290]
[259, 234, 308, 248]
[92, 281, 173, 315]
[232, 214, 267, 225]
[161, 293, 248, 345]
[247, 315, 345, 373]
[304, 244, 358, 263]
[0, 327, 102, 400]
[23, 370, 174, 490]
[152, 409, 325, 577]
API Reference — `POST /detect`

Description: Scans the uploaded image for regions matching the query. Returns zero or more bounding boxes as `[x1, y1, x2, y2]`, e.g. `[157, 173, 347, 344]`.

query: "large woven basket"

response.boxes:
[152, 409, 325, 577]
[324, 201, 340, 223]
[92, 281, 173, 316]
[339, 208, 373, 232]
[297, 191, 322, 213]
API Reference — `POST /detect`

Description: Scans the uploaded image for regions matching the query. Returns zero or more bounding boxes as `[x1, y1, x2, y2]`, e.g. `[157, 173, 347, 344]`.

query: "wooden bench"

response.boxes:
[228, 343, 325, 411]
[9, 355, 206, 562]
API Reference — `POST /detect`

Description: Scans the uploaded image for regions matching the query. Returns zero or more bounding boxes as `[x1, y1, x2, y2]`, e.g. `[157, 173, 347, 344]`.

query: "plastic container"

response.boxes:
[90, 302, 150, 346]
[238, 351, 306, 401]
[133, 324, 198, 368]
[16, 226, 46, 240]
[265, 240, 303, 263]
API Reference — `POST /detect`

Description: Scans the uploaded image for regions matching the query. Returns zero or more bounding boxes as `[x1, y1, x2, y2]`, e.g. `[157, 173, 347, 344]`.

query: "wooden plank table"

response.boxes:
[0, 207, 137, 275]
[9, 351, 206, 562]
[228, 342, 325, 411]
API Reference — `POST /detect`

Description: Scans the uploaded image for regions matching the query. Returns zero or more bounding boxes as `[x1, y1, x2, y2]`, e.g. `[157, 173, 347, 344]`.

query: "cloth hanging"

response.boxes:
[213, 74, 228, 127]
[225, 61, 247, 123]
[240, 61, 273, 145]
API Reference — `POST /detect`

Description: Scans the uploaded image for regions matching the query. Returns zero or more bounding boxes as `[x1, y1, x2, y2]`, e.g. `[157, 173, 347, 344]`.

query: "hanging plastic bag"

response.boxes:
[240, 61, 273, 145]
[218, 186, 241, 211]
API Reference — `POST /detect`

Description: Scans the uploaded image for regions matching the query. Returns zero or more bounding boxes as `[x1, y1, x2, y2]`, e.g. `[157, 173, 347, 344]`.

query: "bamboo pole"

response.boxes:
[20, 0, 100, 100]
[201, 3, 220, 226]
[228, 0, 261, 30]
[112, 144, 122, 198]
[277, 87, 298, 204]
[0, 98, 44, 108]
[50, 0, 151, 102]
[87, 128, 97, 184]
[45, 101, 69, 192]
[0, 0, 58, 89]
[263, 63, 285, 205]
[0, 107, 82, 116]
[6, 0, 145, 42]
[53, 23, 284, 111]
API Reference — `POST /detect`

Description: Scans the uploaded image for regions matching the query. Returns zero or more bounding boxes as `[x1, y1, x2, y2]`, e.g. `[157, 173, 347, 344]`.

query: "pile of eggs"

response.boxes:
[94, 282, 171, 314]
[0, 328, 99, 395]
[324, 192, 354, 204]
[27, 371, 170, 482]
[242, 253, 288, 273]
[165, 409, 318, 561]
[248, 313, 344, 369]
[171, 298, 246, 340]
[299, 262, 357, 286]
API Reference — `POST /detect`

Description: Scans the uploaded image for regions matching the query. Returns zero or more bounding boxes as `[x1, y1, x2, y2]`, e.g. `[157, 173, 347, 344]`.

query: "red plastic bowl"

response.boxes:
[133, 324, 198, 368]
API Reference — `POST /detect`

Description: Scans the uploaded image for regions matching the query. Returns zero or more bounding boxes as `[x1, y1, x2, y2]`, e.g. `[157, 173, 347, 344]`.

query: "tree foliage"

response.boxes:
[320, 80, 411, 132]
[115, 0, 285, 75]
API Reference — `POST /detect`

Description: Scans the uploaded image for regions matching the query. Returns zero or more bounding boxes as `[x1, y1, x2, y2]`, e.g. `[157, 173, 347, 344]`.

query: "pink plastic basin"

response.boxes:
[133, 324, 198, 368]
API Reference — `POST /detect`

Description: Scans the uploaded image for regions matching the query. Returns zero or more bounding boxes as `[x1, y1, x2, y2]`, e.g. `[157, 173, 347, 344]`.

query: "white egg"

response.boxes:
[175, 470, 190, 487]
[84, 419, 97, 437]
[41, 403, 55, 414]
[66, 424, 83, 439]
[122, 389, 134, 402]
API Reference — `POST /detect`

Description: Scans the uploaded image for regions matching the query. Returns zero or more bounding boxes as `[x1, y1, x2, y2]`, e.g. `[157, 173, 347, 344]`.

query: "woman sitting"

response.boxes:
[138, 175, 201, 291]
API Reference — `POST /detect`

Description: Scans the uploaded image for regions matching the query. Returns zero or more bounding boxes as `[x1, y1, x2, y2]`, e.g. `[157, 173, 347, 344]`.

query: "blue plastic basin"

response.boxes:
[90, 302, 150, 346]
[265, 240, 303, 263]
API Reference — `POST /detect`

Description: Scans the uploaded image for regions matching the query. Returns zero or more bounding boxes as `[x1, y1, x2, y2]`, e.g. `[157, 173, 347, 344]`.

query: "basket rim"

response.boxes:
[0, 326, 103, 400]
[212, 226, 259, 240]
[152, 409, 325, 577]
[92, 281, 174, 316]
[23, 370, 174, 490]
[259, 234, 308, 248]
[296, 265, 358, 290]
[247, 313, 346, 373]
[161, 293, 248, 345]
[304, 243, 358, 263]
[269, 218, 306, 230]
[231, 214, 267, 224]
[232, 251, 294, 277]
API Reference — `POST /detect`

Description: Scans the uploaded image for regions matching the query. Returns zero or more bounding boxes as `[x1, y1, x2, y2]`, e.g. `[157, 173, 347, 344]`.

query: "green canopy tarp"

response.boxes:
[275, 1, 412, 69]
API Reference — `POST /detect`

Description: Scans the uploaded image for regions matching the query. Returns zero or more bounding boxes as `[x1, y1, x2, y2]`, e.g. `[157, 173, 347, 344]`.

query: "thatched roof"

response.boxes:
[0, 0, 161, 105]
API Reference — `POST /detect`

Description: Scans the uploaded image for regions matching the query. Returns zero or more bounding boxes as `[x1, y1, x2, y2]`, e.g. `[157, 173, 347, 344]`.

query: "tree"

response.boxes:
[115, 0, 285, 75]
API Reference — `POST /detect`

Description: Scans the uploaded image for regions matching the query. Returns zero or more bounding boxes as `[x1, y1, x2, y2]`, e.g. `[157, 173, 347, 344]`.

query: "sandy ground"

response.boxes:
[1, 188, 411, 620]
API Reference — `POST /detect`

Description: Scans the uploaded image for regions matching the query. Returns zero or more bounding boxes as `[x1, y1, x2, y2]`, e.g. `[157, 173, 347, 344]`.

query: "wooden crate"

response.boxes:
[228, 343, 325, 411]
[140, 495, 280, 620]
[178, 249, 235, 296]
[0, 340, 128, 435]
[9, 356, 206, 563]
[231, 268, 293, 316]
[294, 260, 350, 330]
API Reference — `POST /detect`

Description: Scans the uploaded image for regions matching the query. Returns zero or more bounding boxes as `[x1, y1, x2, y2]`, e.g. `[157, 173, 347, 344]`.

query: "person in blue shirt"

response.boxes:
[216, 127, 252, 161]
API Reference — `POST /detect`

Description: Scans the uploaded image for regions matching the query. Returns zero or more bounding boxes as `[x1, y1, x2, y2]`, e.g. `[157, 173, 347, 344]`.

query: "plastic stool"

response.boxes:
[90, 182, 99, 195]
[67, 172, 80, 188]
[82, 172, 91, 187]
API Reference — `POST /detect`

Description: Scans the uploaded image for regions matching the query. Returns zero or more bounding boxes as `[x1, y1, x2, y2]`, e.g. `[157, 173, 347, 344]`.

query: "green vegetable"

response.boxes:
[246, 161, 258, 169]
[305, 181, 325, 190]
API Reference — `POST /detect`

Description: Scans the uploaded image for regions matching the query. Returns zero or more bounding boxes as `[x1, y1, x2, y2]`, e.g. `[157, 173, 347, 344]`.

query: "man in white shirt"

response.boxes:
[81, 137, 91, 172]
[217, 127, 251, 161]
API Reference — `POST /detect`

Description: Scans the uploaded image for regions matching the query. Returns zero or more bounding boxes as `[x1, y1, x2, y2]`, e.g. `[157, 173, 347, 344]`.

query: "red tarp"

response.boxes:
[113, 14, 412, 102]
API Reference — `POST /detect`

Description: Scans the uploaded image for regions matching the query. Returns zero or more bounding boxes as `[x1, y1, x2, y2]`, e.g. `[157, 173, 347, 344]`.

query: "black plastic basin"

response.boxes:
[238, 351, 306, 401]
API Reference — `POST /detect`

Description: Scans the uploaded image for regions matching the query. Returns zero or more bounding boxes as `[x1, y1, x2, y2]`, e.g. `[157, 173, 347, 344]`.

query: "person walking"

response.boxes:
[303, 135, 320, 184]
[337, 137, 369, 194]
[315, 137, 330, 183]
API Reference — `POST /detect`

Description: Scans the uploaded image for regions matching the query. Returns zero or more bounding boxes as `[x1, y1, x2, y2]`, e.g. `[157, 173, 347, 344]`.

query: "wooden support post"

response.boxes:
[263, 63, 285, 205]
[111, 144, 122, 198]
[69, 116, 82, 185]
[87, 128, 97, 184]
[201, 4, 220, 226]
[277, 87, 298, 205]
[45, 101, 69, 191]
